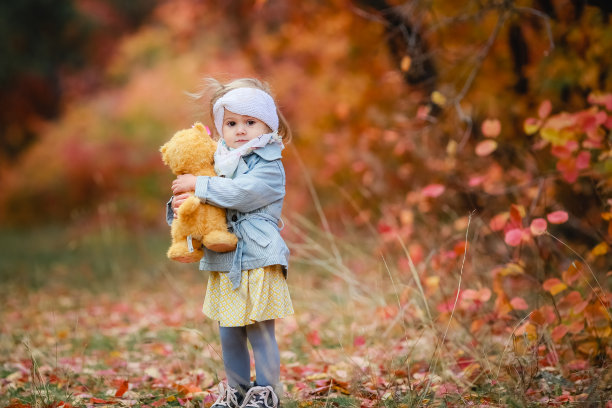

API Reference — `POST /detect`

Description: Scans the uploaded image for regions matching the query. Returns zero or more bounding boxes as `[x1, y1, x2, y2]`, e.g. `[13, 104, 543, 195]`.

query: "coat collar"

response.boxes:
[234, 142, 283, 176]
[252, 142, 283, 161]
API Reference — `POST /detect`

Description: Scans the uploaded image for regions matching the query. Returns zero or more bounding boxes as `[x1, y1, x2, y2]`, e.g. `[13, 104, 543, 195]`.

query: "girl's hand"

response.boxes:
[172, 192, 192, 216]
[172, 174, 197, 195]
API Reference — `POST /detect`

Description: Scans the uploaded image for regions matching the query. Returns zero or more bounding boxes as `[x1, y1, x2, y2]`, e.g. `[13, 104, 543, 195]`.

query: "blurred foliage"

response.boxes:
[0, 0, 158, 162]
[0, 0, 609, 238]
[0, 0, 611, 403]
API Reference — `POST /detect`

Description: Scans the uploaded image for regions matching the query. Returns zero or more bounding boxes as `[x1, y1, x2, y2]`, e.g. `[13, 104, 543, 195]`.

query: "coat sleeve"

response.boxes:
[166, 196, 174, 225]
[194, 159, 285, 213]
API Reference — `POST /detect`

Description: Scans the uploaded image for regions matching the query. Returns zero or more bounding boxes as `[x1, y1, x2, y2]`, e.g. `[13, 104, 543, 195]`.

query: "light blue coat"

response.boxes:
[166, 143, 289, 289]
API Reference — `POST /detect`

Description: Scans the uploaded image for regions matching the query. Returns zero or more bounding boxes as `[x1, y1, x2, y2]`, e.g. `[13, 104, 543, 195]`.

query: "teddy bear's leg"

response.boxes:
[167, 237, 204, 263]
[177, 195, 201, 217]
[167, 218, 204, 263]
[202, 206, 238, 253]
[203, 231, 238, 253]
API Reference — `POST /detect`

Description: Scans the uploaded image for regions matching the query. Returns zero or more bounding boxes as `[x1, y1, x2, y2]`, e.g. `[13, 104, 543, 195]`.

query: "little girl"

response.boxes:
[166, 78, 293, 408]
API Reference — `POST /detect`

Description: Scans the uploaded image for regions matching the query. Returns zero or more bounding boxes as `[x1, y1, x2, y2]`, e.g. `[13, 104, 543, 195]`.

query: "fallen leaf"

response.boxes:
[353, 335, 366, 347]
[306, 330, 321, 346]
[90, 397, 114, 404]
[115, 380, 129, 397]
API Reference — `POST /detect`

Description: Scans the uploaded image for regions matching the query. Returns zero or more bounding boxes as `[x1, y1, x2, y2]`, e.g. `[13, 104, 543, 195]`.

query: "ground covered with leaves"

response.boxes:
[1, 226, 610, 408]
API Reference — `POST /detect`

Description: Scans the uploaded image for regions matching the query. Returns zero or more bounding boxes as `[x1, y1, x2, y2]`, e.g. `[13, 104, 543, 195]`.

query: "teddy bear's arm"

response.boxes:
[195, 160, 285, 213]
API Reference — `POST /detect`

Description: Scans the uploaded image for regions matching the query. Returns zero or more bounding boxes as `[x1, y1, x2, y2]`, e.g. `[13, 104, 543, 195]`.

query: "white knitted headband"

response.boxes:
[212, 87, 279, 137]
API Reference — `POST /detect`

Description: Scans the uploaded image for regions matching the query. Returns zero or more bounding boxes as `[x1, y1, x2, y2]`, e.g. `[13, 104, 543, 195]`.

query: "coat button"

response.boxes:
[231, 215, 238, 222]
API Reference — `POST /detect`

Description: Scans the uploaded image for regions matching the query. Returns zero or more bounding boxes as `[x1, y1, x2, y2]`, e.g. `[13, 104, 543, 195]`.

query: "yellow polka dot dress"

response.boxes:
[203, 264, 294, 327]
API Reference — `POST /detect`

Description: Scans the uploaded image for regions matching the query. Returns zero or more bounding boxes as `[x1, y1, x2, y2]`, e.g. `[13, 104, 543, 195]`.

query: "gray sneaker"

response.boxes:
[211, 382, 242, 408]
[241, 385, 279, 408]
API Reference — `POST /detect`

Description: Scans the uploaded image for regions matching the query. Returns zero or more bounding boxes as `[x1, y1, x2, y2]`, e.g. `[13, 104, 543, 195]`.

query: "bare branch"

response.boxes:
[515, 6, 555, 55]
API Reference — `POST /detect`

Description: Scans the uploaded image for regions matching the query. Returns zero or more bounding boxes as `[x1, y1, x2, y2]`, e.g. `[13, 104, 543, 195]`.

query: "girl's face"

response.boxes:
[222, 109, 271, 149]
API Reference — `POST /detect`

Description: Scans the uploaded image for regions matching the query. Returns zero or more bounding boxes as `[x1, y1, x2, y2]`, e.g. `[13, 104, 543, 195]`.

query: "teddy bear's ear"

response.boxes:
[160, 145, 167, 154]
[193, 122, 213, 138]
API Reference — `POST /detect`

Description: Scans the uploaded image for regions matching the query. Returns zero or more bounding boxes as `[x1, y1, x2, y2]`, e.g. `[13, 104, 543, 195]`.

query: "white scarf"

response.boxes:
[214, 131, 284, 178]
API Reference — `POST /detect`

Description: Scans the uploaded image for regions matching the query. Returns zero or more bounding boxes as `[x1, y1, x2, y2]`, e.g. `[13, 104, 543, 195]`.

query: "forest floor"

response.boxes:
[0, 226, 610, 408]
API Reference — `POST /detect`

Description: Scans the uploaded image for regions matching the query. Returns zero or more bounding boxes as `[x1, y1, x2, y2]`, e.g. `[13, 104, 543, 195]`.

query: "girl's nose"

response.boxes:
[237, 124, 246, 134]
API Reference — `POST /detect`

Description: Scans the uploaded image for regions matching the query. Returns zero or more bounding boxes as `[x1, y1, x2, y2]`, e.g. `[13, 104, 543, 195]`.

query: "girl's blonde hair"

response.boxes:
[193, 77, 292, 143]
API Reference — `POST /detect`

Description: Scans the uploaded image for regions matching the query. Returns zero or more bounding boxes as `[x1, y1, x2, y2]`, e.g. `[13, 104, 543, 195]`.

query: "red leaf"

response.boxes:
[353, 335, 366, 347]
[530, 218, 547, 236]
[421, 183, 445, 197]
[5, 400, 32, 408]
[509, 204, 524, 225]
[541, 306, 557, 324]
[542, 278, 567, 296]
[490, 212, 509, 231]
[481, 119, 501, 138]
[551, 324, 569, 342]
[462, 287, 491, 302]
[416, 105, 430, 120]
[538, 100, 552, 119]
[558, 291, 583, 311]
[504, 228, 522, 246]
[115, 380, 129, 397]
[588, 92, 612, 110]
[550, 141, 577, 158]
[175, 383, 202, 396]
[568, 320, 584, 334]
[510, 297, 529, 310]
[90, 398, 114, 404]
[475, 140, 498, 156]
[547, 211, 569, 224]
[557, 158, 578, 183]
[576, 151, 590, 170]
[307, 330, 321, 346]
[377, 222, 393, 234]
[468, 175, 485, 186]
[152, 399, 167, 407]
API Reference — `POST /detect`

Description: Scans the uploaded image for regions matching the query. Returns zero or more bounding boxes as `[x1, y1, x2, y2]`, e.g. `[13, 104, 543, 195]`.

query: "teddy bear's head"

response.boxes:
[160, 122, 217, 175]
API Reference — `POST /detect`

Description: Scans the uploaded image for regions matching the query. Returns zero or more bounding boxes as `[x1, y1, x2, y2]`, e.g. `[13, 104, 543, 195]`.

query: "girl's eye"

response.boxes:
[226, 121, 236, 126]
[247, 120, 256, 126]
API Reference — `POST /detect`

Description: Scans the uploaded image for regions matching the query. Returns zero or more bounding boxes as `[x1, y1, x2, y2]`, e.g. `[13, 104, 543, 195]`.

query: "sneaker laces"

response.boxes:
[212, 382, 241, 408]
[242, 385, 278, 408]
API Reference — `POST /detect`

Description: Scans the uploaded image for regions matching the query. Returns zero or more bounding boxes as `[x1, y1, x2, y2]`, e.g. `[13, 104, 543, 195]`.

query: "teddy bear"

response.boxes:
[160, 122, 238, 263]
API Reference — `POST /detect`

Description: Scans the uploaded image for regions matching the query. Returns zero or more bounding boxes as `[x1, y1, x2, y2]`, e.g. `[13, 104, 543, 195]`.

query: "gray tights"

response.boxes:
[218, 319, 280, 388]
